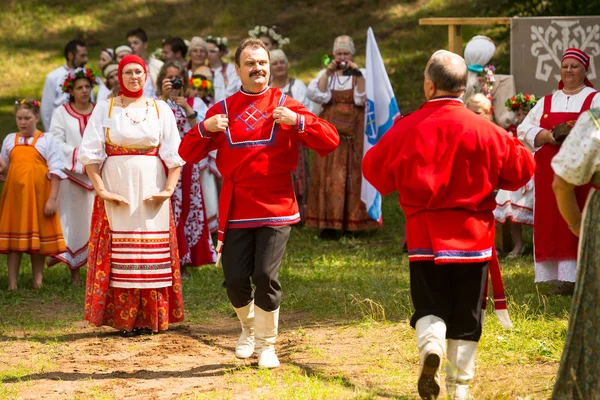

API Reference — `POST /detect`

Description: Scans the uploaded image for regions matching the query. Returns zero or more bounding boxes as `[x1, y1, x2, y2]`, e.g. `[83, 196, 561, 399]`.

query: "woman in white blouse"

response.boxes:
[78, 55, 185, 337]
[552, 108, 600, 397]
[306, 35, 379, 238]
[517, 48, 600, 294]
[48, 67, 97, 286]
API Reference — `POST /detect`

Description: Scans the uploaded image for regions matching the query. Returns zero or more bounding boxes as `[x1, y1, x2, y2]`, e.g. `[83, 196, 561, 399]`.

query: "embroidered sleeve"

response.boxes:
[179, 102, 222, 164]
[353, 68, 367, 106]
[41, 134, 67, 179]
[285, 97, 339, 157]
[307, 69, 332, 105]
[158, 101, 185, 168]
[517, 97, 544, 151]
[49, 107, 78, 171]
[552, 111, 600, 186]
[78, 102, 108, 165]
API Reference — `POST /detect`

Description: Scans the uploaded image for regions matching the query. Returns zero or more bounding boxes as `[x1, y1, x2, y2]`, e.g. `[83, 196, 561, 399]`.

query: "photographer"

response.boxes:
[306, 35, 379, 239]
[156, 61, 216, 276]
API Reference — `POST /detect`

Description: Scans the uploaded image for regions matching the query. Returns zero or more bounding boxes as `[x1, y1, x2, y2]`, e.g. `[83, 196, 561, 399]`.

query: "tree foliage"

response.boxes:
[475, 0, 600, 17]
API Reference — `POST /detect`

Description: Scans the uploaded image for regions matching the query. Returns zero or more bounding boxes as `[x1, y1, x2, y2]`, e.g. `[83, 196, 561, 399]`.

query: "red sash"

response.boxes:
[533, 92, 596, 262]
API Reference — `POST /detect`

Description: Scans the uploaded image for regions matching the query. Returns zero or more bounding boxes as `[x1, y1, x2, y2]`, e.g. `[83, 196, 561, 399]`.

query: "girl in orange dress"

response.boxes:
[0, 99, 67, 291]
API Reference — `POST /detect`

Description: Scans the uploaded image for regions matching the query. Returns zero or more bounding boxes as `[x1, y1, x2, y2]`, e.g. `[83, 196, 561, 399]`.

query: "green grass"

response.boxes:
[0, 1, 565, 398]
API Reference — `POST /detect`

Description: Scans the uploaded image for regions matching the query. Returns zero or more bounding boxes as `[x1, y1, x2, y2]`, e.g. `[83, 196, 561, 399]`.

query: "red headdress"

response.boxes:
[118, 54, 147, 98]
[558, 48, 594, 90]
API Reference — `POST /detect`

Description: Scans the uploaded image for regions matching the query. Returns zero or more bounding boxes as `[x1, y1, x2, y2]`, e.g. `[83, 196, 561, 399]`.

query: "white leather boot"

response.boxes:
[254, 306, 280, 369]
[233, 302, 255, 359]
[416, 315, 446, 399]
[446, 339, 478, 400]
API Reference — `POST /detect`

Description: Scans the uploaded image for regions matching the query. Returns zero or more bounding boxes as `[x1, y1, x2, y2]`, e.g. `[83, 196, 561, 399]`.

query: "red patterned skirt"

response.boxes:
[84, 196, 185, 332]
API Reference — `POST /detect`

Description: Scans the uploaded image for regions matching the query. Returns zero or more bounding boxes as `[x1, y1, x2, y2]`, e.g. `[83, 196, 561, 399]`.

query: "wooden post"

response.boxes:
[447, 24, 463, 55]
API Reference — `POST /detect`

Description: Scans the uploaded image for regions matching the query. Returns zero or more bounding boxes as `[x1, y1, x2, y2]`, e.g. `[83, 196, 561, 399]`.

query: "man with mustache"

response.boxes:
[179, 38, 339, 368]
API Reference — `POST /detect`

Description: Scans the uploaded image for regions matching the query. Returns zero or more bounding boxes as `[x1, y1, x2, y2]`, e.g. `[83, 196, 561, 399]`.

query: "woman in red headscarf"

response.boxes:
[78, 55, 185, 336]
[518, 48, 600, 295]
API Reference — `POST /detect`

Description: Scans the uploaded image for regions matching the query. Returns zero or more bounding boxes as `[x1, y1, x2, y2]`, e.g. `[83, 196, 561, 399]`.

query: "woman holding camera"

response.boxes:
[157, 61, 216, 275]
[306, 35, 379, 238]
[517, 48, 600, 295]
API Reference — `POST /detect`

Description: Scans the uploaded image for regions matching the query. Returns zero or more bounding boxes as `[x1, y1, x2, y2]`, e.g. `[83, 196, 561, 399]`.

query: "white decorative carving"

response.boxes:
[530, 19, 600, 82]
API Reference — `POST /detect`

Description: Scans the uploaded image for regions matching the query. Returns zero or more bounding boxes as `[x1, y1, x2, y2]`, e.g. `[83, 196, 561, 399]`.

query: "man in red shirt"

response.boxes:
[363, 50, 535, 399]
[179, 38, 339, 368]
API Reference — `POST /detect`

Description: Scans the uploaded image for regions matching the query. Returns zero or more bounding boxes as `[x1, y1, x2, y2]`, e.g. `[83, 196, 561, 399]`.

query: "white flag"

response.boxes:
[362, 27, 400, 224]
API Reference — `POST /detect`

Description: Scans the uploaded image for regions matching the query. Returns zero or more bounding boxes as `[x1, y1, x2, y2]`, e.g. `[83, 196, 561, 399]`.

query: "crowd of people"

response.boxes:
[0, 23, 599, 399]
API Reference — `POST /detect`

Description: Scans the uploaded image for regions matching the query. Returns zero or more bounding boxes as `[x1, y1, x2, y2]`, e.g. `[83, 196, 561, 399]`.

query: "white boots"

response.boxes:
[446, 339, 478, 400]
[233, 302, 280, 368]
[415, 316, 478, 400]
[254, 306, 280, 368]
[233, 302, 255, 359]
[416, 316, 447, 399]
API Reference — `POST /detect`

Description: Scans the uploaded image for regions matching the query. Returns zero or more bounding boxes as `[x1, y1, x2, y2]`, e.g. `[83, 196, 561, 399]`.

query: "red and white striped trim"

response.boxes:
[562, 48, 590, 70]
[109, 230, 172, 289]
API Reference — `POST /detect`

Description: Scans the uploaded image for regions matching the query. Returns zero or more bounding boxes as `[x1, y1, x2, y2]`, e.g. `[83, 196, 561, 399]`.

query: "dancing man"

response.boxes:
[363, 50, 535, 399]
[179, 38, 339, 368]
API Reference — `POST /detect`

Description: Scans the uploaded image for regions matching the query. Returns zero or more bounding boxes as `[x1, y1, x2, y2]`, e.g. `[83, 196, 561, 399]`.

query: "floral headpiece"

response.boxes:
[505, 93, 538, 112]
[61, 67, 98, 93]
[476, 64, 495, 103]
[15, 99, 40, 108]
[189, 76, 213, 91]
[206, 36, 229, 51]
[248, 25, 290, 48]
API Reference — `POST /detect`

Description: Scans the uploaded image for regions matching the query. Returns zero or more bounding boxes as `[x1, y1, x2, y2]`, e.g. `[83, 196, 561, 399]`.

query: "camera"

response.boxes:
[171, 77, 183, 90]
[337, 61, 348, 70]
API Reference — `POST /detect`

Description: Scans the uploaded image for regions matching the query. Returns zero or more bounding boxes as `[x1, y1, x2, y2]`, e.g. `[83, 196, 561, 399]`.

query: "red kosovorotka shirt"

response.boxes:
[179, 87, 339, 243]
[362, 97, 536, 264]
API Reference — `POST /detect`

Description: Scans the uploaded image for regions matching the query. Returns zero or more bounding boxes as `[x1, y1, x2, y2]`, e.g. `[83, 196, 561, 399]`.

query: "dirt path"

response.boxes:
[0, 314, 557, 399]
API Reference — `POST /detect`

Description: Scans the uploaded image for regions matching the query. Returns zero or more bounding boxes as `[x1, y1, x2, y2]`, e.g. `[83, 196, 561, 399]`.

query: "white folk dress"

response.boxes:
[78, 98, 184, 289]
[48, 103, 96, 269]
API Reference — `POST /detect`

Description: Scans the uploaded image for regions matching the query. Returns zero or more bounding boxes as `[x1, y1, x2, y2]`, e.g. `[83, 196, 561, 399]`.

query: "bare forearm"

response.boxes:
[48, 175, 60, 200]
[165, 166, 181, 192]
[317, 74, 330, 93]
[356, 77, 365, 94]
[85, 163, 107, 194]
[553, 176, 581, 228]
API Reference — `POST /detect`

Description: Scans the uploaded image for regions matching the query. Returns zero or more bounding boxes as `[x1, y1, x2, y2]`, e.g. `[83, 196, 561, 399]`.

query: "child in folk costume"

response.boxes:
[494, 93, 537, 258]
[79, 55, 185, 337]
[47, 67, 98, 286]
[157, 61, 217, 274]
[0, 99, 67, 291]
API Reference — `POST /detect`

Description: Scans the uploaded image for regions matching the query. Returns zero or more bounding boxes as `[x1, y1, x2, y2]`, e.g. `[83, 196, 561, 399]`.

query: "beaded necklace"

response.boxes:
[119, 95, 149, 124]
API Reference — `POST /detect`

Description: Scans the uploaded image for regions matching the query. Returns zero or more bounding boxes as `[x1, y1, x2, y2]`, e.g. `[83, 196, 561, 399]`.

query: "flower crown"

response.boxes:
[189, 76, 213, 90]
[206, 35, 228, 49]
[15, 99, 40, 108]
[61, 67, 99, 93]
[505, 93, 538, 112]
[248, 25, 290, 47]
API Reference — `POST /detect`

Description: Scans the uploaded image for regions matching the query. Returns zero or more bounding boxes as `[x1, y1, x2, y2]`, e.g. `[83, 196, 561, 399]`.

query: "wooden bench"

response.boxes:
[418, 17, 511, 55]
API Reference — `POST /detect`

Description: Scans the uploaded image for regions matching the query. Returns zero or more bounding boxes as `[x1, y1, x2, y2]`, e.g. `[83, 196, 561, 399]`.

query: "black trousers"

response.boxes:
[409, 260, 488, 342]
[222, 225, 291, 311]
